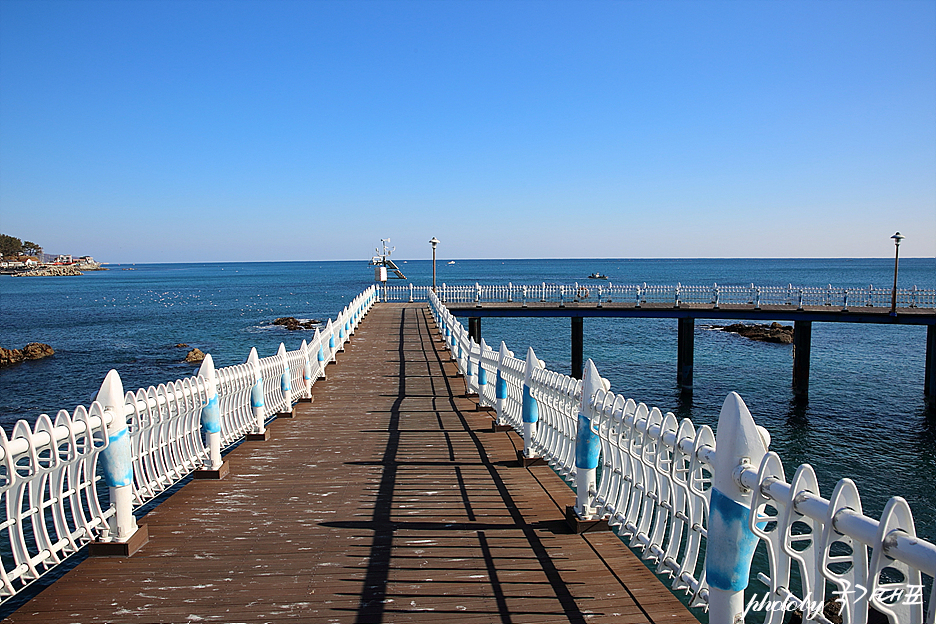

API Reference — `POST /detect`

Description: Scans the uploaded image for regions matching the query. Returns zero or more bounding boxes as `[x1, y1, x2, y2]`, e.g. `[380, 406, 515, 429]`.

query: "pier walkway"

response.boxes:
[6, 303, 697, 623]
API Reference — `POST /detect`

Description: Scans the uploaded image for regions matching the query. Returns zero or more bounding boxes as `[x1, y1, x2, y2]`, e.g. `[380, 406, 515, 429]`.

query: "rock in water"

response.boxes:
[22, 343, 55, 359]
[721, 322, 793, 344]
[272, 317, 320, 330]
[185, 348, 206, 363]
[0, 347, 22, 367]
[0, 343, 55, 367]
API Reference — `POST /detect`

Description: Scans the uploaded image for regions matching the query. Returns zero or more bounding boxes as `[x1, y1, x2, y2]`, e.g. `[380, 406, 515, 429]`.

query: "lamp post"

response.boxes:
[890, 232, 904, 316]
[429, 237, 440, 292]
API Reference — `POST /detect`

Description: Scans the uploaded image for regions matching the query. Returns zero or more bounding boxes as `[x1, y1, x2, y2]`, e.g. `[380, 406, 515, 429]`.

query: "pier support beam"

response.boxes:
[677, 317, 694, 392]
[793, 320, 812, 399]
[468, 317, 481, 345]
[572, 317, 583, 380]
[925, 325, 936, 400]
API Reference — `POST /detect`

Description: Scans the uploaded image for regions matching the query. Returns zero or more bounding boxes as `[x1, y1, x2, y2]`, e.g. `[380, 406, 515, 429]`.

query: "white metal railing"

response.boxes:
[476, 340, 498, 409]
[0, 286, 378, 602]
[429, 290, 936, 624]
[529, 366, 580, 481]
[127, 378, 210, 506]
[386, 282, 936, 310]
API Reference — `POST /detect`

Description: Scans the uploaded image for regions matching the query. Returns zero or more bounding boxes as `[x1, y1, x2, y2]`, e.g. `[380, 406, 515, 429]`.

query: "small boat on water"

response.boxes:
[447, 261, 456, 265]
[588, 272, 608, 280]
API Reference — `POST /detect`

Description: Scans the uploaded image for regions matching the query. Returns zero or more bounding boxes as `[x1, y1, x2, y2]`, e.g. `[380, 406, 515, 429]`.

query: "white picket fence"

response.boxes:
[429, 290, 936, 624]
[383, 282, 936, 309]
[0, 286, 378, 601]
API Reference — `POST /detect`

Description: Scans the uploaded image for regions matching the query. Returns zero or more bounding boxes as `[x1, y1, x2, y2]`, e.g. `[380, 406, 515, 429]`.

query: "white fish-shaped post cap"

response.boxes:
[713, 392, 770, 500]
[582, 359, 610, 400]
[97, 369, 125, 415]
[247, 347, 261, 380]
[197, 353, 217, 398]
[523, 346, 544, 386]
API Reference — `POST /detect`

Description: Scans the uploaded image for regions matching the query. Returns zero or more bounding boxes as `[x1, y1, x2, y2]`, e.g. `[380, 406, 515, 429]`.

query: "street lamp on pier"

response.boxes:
[890, 232, 904, 316]
[429, 237, 440, 292]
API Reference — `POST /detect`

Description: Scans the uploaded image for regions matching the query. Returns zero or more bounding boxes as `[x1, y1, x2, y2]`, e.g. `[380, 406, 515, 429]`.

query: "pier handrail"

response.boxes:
[0, 286, 378, 602]
[428, 289, 936, 624]
[385, 282, 936, 310]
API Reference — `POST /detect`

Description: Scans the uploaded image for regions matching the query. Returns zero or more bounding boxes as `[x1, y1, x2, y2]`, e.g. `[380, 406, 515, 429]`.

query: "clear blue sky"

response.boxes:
[1, 0, 933, 263]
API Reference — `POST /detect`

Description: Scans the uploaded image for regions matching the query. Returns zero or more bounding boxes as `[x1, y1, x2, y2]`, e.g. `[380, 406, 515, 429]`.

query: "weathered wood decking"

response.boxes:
[6, 303, 699, 623]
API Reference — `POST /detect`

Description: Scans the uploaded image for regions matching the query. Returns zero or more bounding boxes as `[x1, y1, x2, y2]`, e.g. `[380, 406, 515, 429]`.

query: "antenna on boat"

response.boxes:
[370, 238, 406, 284]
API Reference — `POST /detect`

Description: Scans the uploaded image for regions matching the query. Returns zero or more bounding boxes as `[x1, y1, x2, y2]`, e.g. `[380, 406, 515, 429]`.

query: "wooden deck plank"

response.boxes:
[5, 303, 699, 624]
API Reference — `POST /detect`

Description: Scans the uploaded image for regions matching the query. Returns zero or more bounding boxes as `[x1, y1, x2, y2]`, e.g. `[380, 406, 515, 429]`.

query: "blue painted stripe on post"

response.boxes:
[496, 371, 507, 399]
[521, 385, 539, 423]
[706, 487, 760, 592]
[575, 413, 600, 469]
[201, 394, 221, 434]
[251, 382, 265, 408]
[478, 366, 487, 386]
[100, 428, 133, 487]
[281, 369, 290, 394]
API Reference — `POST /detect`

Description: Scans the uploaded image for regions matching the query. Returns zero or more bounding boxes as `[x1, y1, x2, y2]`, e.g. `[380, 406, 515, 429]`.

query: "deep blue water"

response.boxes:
[2, 258, 935, 552]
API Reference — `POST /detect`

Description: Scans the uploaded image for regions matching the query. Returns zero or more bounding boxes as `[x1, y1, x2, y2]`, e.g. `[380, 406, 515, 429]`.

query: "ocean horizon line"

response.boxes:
[90, 256, 936, 265]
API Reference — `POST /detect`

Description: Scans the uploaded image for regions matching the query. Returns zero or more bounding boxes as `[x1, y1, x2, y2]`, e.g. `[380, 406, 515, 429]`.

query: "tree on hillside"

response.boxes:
[0, 234, 23, 258]
[22, 241, 42, 256]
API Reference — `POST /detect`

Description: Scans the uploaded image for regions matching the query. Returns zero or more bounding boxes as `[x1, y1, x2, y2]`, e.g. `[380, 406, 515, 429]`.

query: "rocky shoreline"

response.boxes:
[10, 265, 84, 277]
[0, 343, 55, 367]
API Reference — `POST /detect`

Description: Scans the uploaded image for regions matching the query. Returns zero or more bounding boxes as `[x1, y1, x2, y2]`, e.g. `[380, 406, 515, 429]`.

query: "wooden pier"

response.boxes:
[5, 303, 698, 624]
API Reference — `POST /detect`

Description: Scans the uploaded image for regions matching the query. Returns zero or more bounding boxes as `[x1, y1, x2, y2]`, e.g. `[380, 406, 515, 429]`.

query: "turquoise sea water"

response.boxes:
[1, 258, 934, 552]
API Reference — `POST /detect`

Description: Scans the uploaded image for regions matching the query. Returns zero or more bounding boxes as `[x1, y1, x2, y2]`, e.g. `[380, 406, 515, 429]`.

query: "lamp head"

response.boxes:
[429, 237, 440, 249]
[891, 232, 904, 246]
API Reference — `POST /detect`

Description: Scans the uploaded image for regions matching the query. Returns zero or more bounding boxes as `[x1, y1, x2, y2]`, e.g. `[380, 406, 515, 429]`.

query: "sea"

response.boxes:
[1, 258, 934, 610]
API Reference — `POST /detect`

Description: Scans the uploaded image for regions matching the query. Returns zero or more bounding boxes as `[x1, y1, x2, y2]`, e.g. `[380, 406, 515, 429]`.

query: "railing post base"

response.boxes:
[297, 396, 314, 403]
[276, 408, 295, 418]
[490, 421, 511, 432]
[515, 449, 546, 467]
[89, 524, 149, 557]
[565, 506, 610, 534]
[195, 461, 231, 480]
[246, 430, 271, 441]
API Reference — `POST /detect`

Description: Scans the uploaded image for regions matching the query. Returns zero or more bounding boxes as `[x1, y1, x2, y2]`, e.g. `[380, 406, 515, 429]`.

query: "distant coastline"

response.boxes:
[1, 259, 106, 277]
